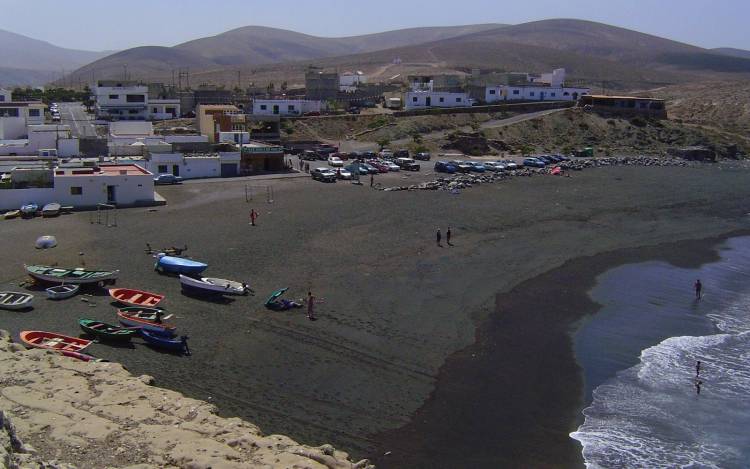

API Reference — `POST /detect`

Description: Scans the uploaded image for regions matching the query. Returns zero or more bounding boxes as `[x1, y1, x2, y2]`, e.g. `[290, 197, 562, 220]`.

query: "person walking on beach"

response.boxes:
[436, 228, 442, 247]
[695, 379, 703, 395]
[446, 226, 452, 246]
[370, 173, 374, 187]
[696, 361, 701, 378]
[249, 208, 258, 226]
[306, 291, 319, 321]
[695, 279, 702, 300]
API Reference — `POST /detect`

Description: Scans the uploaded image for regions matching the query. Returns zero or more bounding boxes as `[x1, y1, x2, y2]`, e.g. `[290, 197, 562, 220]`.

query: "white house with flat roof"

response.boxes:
[0, 163, 156, 210]
[0, 94, 46, 140]
[484, 84, 590, 103]
[116, 152, 241, 179]
[94, 81, 181, 121]
[0, 125, 78, 157]
[404, 91, 471, 110]
[252, 99, 321, 116]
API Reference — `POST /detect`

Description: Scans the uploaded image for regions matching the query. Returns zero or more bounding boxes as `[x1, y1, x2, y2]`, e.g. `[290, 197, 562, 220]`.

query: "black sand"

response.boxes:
[3, 163, 750, 467]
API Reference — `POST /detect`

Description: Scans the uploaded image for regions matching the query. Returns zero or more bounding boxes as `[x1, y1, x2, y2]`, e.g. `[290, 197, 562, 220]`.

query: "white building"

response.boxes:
[0, 125, 79, 157]
[0, 163, 156, 210]
[340, 71, 367, 92]
[404, 91, 471, 110]
[0, 91, 46, 140]
[94, 81, 181, 121]
[532, 68, 566, 88]
[252, 99, 321, 116]
[484, 85, 590, 103]
[116, 152, 241, 179]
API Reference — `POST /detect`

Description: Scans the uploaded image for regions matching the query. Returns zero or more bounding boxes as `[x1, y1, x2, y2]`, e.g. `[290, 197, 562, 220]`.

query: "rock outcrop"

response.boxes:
[0, 330, 373, 469]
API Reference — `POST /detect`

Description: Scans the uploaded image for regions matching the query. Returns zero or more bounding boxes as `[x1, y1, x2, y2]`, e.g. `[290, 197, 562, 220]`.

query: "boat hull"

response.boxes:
[45, 284, 80, 300]
[79, 319, 136, 342]
[25, 265, 119, 285]
[155, 256, 207, 275]
[109, 288, 164, 307]
[117, 308, 176, 337]
[20, 330, 91, 352]
[0, 292, 34, 310]
[140, 329, 189, 354]
[42, 203, 61, 217]
[179, 275, 248, 295]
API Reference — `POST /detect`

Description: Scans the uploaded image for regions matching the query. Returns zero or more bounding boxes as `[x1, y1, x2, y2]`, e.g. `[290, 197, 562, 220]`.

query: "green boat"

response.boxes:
[79, 319, 136, 342]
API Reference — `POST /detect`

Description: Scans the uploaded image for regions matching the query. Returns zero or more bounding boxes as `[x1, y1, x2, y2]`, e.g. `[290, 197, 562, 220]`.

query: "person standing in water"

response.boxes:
[695, 379, 703, 395]
[694, 279, 702, 299]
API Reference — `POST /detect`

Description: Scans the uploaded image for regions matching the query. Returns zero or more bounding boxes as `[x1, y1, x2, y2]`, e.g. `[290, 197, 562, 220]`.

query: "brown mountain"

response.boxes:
[712, 47, 750, 60]
[65, 19, 750, 88]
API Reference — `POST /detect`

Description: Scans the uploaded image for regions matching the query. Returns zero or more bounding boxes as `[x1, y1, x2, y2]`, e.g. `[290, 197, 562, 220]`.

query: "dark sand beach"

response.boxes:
[3, 162, 750, 467]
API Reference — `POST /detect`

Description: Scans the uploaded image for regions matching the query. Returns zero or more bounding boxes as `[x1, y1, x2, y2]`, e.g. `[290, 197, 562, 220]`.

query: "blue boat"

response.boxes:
[154, 255, 208, 275]
[140, 329, 190, 354]
[20, 203, 38, 217]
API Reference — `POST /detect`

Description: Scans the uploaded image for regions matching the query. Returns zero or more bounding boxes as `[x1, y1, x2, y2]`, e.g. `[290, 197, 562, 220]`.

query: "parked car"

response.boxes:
[154, 174, 183, 185]
[394, 149, 410, 158]
[395, 158, 420, 171]
[552, 153, 569, 161]
[303, 111, 321, 117]
[448, 160, 473, 173]
[415, 152, 431, 161]
[523, 158, 546, 168]
[467, 162, 486, 173]
[311, 167, 337, 182]
[302, 150, 318, 161]
[362, 151, 376, 159]
[361, 163, 379, 174]
[348, 107, 360, 114]
[484, 162, 505, 172]
[333, 152, 349, 161]
[385, 161, 400, 171]
[379, 149, 393, 159]
[345, 163, 369, 175]
[434, 161, 457, 173]
[368, 161, 389, 173]
[537, 155, 553, 164]
[349, 151, 363, 160]
[502, 160, 519, 170]
[335, 168, 352, 180]
[327, 156, 344, 167]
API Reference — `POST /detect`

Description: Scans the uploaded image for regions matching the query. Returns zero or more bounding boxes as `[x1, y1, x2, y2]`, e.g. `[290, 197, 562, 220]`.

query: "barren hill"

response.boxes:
[712, 47, 750, 60]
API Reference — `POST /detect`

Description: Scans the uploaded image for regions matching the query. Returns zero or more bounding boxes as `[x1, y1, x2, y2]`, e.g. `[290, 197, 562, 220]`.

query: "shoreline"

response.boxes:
[372, 230, 749, 468]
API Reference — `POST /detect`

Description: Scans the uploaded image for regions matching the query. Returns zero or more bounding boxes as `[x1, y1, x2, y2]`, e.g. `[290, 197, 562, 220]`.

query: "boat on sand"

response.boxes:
[117, 307, 176, 336]
[140, 329, 190, 354]
[179, 275, 250, 295]
[0, 292, 34, 310]
[45, 284, 79, 300]
[79, 319, 136, 342]
[109, 288, 164, 307]
[155, 255, 207, 275]
[25, 265, 119, 285]
[42, 203, 61, 217]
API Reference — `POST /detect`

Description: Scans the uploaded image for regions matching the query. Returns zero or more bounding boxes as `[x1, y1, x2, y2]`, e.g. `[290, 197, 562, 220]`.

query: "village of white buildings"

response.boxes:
[0, 66, 668, 212]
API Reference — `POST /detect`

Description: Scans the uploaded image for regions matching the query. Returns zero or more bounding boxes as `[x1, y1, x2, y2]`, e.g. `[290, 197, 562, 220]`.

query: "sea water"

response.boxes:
[571, 236, 750, 469]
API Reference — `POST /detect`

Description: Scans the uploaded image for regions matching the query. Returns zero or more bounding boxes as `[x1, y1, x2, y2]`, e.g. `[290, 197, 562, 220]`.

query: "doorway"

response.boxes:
[425, 96, 432, 107]
[106, 185, 116, 204]
[172, 165, 180, 176]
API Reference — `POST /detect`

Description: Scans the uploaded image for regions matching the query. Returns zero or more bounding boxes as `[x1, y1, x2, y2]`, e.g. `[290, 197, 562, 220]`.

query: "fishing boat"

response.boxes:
[109, 288, 164, 307]
[25, 265, 119, 285]
[20, 330, 91, 353]
[79, 319, 136, 342]
[155, 255, 208, 275]
[20, 203, 38, 217]
[42, 202, 61, 217]
[4, 210, 20, 219]
[45, 284, 79, 300]
[179, 274, 250, 295]
[140, 329, 190, 354]
[0, 292, 34, 310]
[117, 307, 176, 336]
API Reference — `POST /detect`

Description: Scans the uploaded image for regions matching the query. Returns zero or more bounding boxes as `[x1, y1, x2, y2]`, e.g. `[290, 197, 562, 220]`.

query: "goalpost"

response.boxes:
[89, 203, 117, 227]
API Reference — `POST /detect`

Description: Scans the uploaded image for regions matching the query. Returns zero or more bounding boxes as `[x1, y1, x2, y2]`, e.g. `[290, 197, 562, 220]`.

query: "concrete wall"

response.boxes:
[485, 85, 589, 103]
[404, 92, 470, 110]
[0, 117, 27, 140]
[253, 100, 321, 116]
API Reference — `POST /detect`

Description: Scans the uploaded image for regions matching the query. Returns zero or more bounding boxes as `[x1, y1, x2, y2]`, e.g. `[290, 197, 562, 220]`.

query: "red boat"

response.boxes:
[20, 330, 92, 355]
[109, 288, 164, 307]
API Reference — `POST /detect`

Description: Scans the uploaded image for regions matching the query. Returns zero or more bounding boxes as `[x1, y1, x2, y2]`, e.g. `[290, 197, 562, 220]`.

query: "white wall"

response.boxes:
[0, 117, 27, 139]
[485, 85, 589, 103]
[253, 100, 321, 116]
[404, 92, 470, 109]
[0, 89, 11, 102]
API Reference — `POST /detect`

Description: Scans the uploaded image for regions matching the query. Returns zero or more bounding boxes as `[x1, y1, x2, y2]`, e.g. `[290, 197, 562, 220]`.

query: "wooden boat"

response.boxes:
[179, 274, 250, 295]
[0, 292, 34, 310]
[79, 319, 136, 342]
[42, 203, 61, 217]
[4, 210, 20, 219]
[20, 330, 91, 353]
[25, 265, 119, 285]
[20, 203, 38, 217]
[155, 255, 207, 275]
[109, 288, 164, 307]
[140, 329, 190, 354]
[117, 307, 176, 337]
[45, 284, 79, 300]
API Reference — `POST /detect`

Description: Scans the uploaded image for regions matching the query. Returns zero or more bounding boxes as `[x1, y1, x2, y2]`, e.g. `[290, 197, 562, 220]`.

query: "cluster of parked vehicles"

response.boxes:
[433, 159, 519, 174]
[521, 154, 570, 168]
[310, 148, 427, 183]
[49, 102, 60, 122]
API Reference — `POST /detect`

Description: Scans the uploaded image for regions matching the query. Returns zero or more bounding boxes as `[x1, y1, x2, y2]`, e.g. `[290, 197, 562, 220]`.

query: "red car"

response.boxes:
[368, 161, 389, 173]
[332, 152, 349, 161]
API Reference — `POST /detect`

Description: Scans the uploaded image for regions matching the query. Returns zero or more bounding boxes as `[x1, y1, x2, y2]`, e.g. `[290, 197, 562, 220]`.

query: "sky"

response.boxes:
[1, 0, 748, 52]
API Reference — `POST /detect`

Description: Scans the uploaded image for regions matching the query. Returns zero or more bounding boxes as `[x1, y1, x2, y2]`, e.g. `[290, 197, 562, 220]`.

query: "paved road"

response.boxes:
[58, 102, 98, 138]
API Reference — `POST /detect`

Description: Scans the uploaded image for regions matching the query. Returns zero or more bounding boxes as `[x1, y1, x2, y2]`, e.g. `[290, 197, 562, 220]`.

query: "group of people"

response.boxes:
[436, 227, 453, 247]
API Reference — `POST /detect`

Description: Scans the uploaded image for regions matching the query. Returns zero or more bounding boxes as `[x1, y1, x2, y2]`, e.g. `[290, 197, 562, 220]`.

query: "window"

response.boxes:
[126, 94, 145, 103]
[563, 92, 570, 96]
[530, 92, 535, 97]
[109, 94, 119, 99]
[158, 165, 168, 173]
[456, 97, 462, 102]
[439, 97, 444, 103]
[70, 187, 82, 195]
[489, 89, 496, 95]
[29, 109, 40, 117]
[640, 102, 647, 109]
[413, 97, 418, 102]
[260, 104, 267, 110]
[550, 93, 556, 97]
[153, 108, 158, 113]
[128, 110, 138, 114]
[0, 108, 19, 117]
[288, 105, 295, 111]
[513, 90, 520, 95]
[0, 95, 4, 102]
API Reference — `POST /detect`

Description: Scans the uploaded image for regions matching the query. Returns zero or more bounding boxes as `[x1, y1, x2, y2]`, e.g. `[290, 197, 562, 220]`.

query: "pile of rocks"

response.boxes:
[380, 156, 696, 192]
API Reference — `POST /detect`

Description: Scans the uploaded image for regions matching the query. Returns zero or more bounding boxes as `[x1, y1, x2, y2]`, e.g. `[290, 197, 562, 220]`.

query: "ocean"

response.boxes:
[571, 236, 750, 468]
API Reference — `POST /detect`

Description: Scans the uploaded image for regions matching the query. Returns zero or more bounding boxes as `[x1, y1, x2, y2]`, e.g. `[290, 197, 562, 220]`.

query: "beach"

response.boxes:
[3, 162, 750, 467]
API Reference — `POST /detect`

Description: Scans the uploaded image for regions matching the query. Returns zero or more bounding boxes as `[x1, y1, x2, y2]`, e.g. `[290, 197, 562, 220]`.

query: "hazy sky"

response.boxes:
[2, 0, 748, 51]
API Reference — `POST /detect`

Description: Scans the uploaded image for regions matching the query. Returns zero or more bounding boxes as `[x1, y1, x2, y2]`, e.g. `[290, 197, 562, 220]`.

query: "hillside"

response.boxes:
[712, 47, 750, 60]
[0, 29, 112, 85]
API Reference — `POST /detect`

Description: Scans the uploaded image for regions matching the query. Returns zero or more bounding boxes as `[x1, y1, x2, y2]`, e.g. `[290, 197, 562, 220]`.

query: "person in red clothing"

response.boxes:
[250, 208, 258, 226]
[306, 291, 316, 320]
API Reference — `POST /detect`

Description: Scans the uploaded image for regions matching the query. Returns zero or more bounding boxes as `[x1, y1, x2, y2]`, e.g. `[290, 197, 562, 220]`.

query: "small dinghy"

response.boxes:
[0, 292, 34, 310]
[4, 210, 20, 219]
[155, 255, 208, 275]
[109, 288, 164, 307]
[25, 264, 119, 285]
[79, 319, 136, 342]
[20, 203, 38, 217]
[42, 203, 61, 217]
[179, 274, 250, 295]
[117, 307, 176, 337]
[20, 330, 91, 354]
[140, 329, 190, 354]
[45, 284, 79, 300]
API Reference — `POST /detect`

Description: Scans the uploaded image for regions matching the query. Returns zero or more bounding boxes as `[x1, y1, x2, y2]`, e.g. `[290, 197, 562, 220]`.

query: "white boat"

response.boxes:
[179, 274, 251, 295]
[25, 265, 119, 285]
[0, 292, 34, 310]
[45, 284, 80, 300]
[42, 203, 61, 217]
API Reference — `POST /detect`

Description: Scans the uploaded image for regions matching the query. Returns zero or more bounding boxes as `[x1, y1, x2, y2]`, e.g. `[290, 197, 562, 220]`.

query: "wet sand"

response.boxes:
[3, 163, 750, 466]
